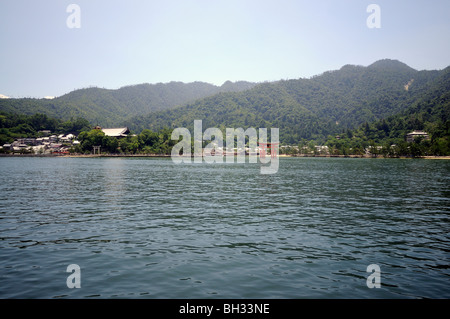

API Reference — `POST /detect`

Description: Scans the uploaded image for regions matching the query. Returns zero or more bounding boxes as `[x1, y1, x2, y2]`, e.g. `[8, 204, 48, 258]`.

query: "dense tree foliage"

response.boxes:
[324, 66, 450, 156]
[0, 112, 90, 145]
[125, 60, 447, 145]
[1, 60, 449, 156]
[73, 128, 175, 154]
[0, 81, 256, 127]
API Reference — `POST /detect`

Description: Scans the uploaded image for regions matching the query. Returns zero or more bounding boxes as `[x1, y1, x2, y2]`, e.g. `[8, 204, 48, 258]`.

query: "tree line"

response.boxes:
[73, 128, 175, 154]
[0, 112, 91, 146]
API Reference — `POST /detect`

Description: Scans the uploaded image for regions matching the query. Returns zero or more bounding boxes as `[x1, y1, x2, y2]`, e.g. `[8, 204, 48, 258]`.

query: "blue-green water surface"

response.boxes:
[0, 157, 448, 298]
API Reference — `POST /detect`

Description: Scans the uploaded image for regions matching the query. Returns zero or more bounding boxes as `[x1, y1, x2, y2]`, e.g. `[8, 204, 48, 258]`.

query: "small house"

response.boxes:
[2, 144, 13, 151]
[406, 131, 430, 143]
[39, 130, 51, 136]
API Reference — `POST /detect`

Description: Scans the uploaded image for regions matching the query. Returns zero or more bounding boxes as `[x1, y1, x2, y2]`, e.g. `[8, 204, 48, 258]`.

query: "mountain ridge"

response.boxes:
[124, 59, 447, 143]
[1, 59, 448, 145]
[0, 80, 257, 127]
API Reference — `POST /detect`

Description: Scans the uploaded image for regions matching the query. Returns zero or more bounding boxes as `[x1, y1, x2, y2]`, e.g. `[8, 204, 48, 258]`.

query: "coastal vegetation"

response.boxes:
[123, 60, 448, 145]
[1, 60, 448, 157]
[0, 112, 90, 146]
[1, 111, 448, 157]
[74, 128, 175, 155]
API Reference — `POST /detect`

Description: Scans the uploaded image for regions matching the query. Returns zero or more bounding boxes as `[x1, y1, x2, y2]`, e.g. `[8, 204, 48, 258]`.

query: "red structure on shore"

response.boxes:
[259, 142, 279, 159]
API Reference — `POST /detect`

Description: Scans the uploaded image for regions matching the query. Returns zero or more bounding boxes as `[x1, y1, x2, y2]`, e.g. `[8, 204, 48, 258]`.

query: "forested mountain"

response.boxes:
[2, 60, 448, 156]
[125, 59, 446, 144]
[324, 65, 450, 156]
[0, 81, 256, 127]
[1, 59, 448, 146]
[358, 64, 449, 141]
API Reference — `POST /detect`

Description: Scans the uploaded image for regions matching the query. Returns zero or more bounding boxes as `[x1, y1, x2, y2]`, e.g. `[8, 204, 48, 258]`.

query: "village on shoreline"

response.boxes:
[1, 126, 448, 160]
[1, 152, 449, 160]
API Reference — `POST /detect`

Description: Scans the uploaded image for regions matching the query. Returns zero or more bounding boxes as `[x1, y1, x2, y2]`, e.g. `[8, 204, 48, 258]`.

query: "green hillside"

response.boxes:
[1, 59, 448, 154]
[325, 66, 450, 156]
[0, 81, 256, 127]
[125, 59, 445, 144]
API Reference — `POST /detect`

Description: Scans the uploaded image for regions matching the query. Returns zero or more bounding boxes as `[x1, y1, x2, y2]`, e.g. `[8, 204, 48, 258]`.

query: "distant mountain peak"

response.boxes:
[339, 64, 365, 71]
[368, 59, 416, 72]
[220, 80, 256, 92]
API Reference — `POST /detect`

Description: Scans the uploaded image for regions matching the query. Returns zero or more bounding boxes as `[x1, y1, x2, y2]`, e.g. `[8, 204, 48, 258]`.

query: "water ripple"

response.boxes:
[0, 157, 449, 298]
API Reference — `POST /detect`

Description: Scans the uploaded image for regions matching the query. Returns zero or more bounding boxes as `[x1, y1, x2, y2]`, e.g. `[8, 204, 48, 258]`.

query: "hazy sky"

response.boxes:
[1, 0, 449, 98]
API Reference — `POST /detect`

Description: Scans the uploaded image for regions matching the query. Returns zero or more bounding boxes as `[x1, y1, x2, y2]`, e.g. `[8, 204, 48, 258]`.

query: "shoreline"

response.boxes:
[1, 153, 449, 160]
[284, 154, 450, 160]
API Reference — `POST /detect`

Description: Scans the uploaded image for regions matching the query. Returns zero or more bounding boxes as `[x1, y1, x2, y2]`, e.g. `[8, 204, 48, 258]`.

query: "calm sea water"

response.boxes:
[0, 157, 448, 299]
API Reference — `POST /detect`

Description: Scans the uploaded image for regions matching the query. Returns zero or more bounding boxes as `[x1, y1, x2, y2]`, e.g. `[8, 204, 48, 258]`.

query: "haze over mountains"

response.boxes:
[0, 81, 256, 127]
[1, 59, 449, 144]
[124, 59, 449, 143]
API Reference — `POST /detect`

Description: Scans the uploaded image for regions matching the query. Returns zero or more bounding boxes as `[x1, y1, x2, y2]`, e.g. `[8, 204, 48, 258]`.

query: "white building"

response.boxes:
[406, 131, 430, 143]
[100, 127, 130, 138]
